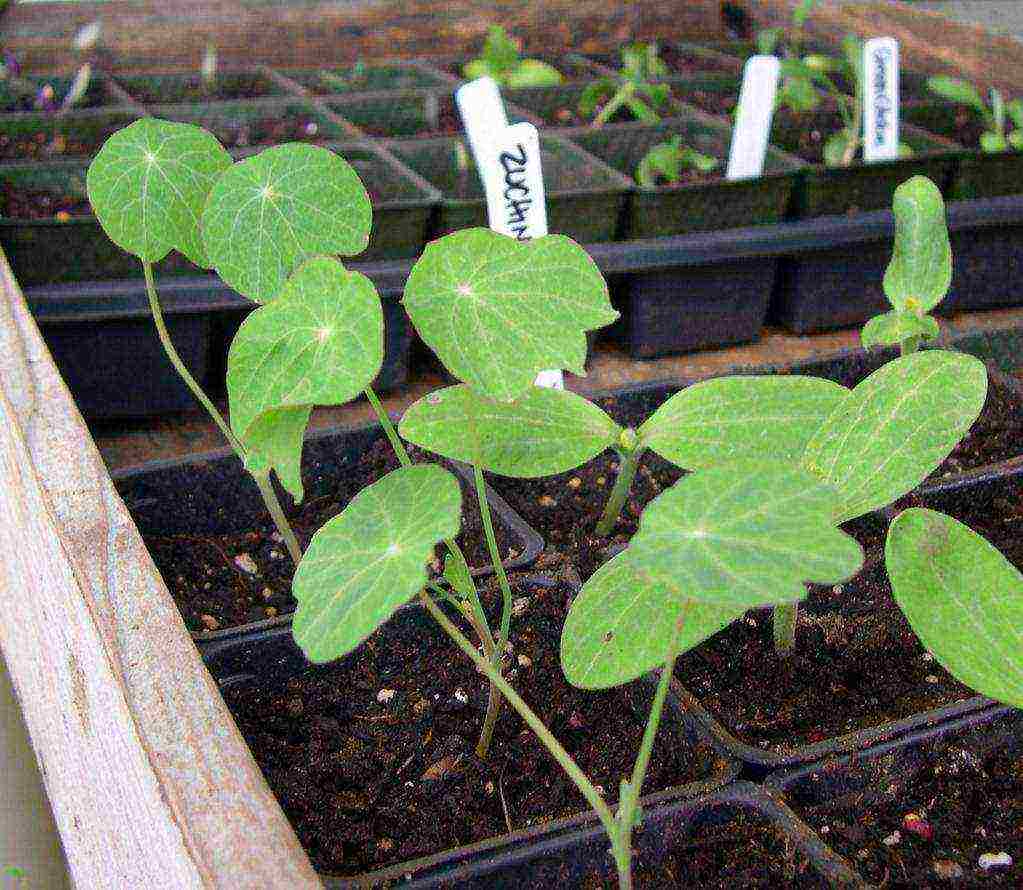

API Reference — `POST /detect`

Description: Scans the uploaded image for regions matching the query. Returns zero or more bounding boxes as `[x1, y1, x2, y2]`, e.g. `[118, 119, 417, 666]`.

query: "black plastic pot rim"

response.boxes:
[114, 418, 543, 647]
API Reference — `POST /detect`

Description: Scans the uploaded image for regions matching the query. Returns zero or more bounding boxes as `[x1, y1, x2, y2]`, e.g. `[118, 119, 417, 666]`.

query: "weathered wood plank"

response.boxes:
[0, 247, 321, 888]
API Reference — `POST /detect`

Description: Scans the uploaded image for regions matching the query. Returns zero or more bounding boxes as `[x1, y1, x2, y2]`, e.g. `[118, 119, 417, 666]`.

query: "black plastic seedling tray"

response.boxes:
[25, 269, 413, 420]
[0, 71, 136, 114]
[0, 106, 141, 164]
[388, 134, 632, 244]
[113, 67, 291, 105]
[275, 59, 456, 96]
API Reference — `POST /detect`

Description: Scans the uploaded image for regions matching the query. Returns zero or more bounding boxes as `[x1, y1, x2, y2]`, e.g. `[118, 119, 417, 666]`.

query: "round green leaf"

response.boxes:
[399, 383, 620, 477]
[561, 553, 742, 689]
[883, 176, 952, 313]
[638, 375, 849, 469]
[86, 117, 231, 266]
[802, 351, 987, 523]
[292, 465, 462, 663]
[402, 229, 618, 402]
[202, 144, 372, 302]
[887, 508, 1023, 708]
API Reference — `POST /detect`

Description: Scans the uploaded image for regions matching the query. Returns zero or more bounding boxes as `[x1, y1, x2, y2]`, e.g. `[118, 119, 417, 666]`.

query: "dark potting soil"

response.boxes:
[353, 98, 463, 138]
[661, 44, 740, 77]
[0, 127, 120, 161]
[125, 73, 278, 104]
[1, 183, 91, 219]
[642, 165, 724, 189]
[801, 738, 1023, 887]
[676, 86, 738, 117]
[148, 438, 519, 635]
[221, 577, 728, 876]
[200, 116, 334, 150]
[627, 808, 832, 889]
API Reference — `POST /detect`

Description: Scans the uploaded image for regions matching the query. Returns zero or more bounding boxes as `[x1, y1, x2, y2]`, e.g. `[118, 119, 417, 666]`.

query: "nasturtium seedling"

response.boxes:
[463, 25, 562, 88]
[87, 117, 232, 266]
[802, 350, 987, 524]
[927, 76, 1023, 153]
[399, 383, 621, 477]
[402, 229, 617, 402]
[227, 256, 385, 499]
[202, 143, 372, 302]
[635, 136, 719, 188]
[561, 462, 864, 688]
[887, 508, 1023, 709]
[292, 464, 462, 663]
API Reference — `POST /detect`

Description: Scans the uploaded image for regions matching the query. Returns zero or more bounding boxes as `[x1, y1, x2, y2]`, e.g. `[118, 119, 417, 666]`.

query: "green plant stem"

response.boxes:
[773, 603, 799, 656]
[419, 590, 616, 834]
[596, 447, 644, 537]
[594, 81, 634, 127]
[142, 260, 302, 566]
[474, 462, 514, 657]
[900, 335, 921, 356]
[363, 384, 501, 756]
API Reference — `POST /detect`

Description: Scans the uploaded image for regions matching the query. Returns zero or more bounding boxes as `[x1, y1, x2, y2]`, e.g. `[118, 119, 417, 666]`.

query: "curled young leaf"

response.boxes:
[292, 465, 462, 663]
[861, 309, 940, 350]
[887, 508, 1023, 709]
[242, 405, 312, 502]
[202, 144, 372, 302]
[802, 351, 987, 523]
[86, 117, 231, 266]
[402, 229, 617, 402]
[399, 383, 620, 477]
[638, 375, 848, 470]
[561, 462, 863, 688]
[882, 176, 952, 313]
[228, 256, 383, 441]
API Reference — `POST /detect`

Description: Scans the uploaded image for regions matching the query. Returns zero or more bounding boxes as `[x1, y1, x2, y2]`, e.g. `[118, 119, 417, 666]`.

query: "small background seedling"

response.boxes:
[927, 75, 1023, 152]
[579, 42, 671, 127]
[463, 25, 562, 88]
[635, 135, 719, 187]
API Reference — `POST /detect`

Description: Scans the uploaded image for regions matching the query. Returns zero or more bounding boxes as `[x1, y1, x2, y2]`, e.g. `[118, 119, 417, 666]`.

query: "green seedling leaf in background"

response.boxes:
[202, 143, 372, 302]
[638, 375, 849, 469]
[463, 26, 562, 87]
[927, 75, 988, 118]
[227, 257, 384, 498]
[928, 76, 1023, 153]
[861, 309, 940, 350]
[803, 351, 987, 523]
[399, 383, 620, 477]
[292, 465, 461, 662]
[86, 117, 231, 266]
[635, 135, 718, 188]
[402, 229, 617, 402]
[561, 462, 863, 688]
[883, 176, 952, 313]
[887, 507, 1023, 709]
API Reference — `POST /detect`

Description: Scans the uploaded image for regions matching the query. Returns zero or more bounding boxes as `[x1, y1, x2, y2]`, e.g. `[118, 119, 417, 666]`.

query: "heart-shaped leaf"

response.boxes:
[638, 375, 848, 469]
[887, 507, 1023, 709]
[292, 465, 462, 663]
[398, 384, 620, 477]
[86, 117, 231, 266]
[861, 309, 940, 350]
[561, 462, 863, 688]
[228, 256, 383, 443]
[561, 553, 742, 689]
[882, 176, 952, 313]
[202, 144, 372, 302]
[402, 229, 617, 402]
[802, 351, 987, 523]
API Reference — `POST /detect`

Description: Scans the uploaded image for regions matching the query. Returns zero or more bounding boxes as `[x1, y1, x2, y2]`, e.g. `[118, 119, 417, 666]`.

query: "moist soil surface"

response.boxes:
[1, 184, 91, 219]
[122, 72, 278, 104]
[661, 43, 741, 76]
[801, 734, 1023, 887]
[0, 127, 121, 161]
[199, 115, 335, 149]
[222, 576, 729, 876]
[149, 438, 521, 635]
[676, 85, 738, 117]
[351, 97, 463, 137]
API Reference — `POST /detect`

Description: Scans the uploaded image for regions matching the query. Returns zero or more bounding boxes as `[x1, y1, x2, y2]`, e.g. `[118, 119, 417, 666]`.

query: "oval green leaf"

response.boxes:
[202, 144, 372, 302]
[802, 351, 987, 523]
[883, 176, 952, 313]
[292, 465, 462, 663]
[227, 256, 383, 444]
[402, 229, 618, 402]
[638, 375, 849, 469]
[86, 117, 231, 266]
[887, 508, 1023, 708]
[861, 309, 940, 350]
[398, 383, 620, 477]
[561, 553, 742, 688]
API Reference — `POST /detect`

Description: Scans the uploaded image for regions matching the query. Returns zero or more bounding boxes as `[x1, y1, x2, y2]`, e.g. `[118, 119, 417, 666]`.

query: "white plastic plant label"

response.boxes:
[863, 37, 900, 163]
[726, 55, 780, 181]
[457, 80, 563, 389]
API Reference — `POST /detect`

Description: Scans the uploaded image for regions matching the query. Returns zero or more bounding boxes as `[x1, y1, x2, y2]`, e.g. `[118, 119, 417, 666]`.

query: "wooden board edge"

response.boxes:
[0, 246, 321, 889]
